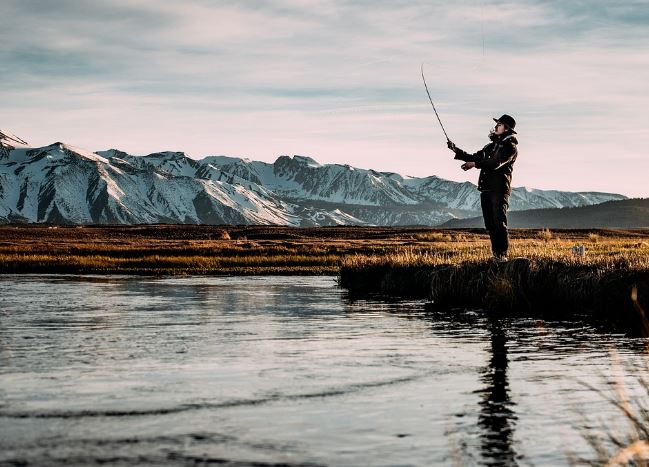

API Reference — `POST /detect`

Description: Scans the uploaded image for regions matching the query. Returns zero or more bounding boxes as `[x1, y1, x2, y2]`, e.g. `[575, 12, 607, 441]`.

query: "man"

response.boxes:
[447, 114, 518, 262]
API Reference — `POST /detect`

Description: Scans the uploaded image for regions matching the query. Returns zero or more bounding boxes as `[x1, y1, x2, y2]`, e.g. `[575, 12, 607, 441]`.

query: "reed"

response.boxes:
[577, 348, 649, 466]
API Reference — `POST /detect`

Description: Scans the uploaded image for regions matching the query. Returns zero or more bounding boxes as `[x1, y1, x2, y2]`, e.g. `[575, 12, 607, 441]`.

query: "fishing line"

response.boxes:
[469, 0, 487, 72]
[421, 1, 486, 143]
[481, 0, 485, 60]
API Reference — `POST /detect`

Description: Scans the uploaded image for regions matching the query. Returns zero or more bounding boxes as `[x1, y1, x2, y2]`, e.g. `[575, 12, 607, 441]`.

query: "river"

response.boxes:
[1, 275, 647, 466]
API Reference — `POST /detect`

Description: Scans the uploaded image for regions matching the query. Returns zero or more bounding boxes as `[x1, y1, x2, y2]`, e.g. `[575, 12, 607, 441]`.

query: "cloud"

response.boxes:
[2, 0, 648, 196]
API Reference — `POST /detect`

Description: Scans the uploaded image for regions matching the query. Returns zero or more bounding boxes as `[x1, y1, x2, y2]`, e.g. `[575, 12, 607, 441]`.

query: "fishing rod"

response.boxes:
[420, 63, 450, 143]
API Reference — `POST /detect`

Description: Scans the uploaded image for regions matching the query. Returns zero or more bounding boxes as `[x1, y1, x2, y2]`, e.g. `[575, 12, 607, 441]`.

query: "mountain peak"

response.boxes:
[201, 155, 251, 165]
[291, 155, 322, 168]
[0, 129, 29, 149]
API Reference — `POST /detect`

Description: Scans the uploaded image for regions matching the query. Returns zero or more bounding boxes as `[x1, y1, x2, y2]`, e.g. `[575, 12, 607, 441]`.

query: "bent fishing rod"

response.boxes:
[421, 63, 451, 143]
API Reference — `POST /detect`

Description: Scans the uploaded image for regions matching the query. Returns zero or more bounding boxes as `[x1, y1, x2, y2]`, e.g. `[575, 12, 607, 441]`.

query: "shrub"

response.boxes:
[413, 232, 452, 242]
[537, 228, 553, 241]
[215, 229, 231, 240]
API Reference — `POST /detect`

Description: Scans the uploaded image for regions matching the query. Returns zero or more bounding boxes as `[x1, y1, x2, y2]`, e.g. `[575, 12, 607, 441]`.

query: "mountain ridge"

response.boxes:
[0, 128, 628, 226]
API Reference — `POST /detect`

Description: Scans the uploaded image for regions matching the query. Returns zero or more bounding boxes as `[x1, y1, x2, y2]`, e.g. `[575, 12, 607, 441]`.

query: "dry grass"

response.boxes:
[1, 225, 648, 277]
[0, 225, 472, 275]
[341, 237, 649, 272]
[537, 228, 554, 241]
[579, 350, 649, 466]
[575, 296, 649, 465]
[411, 232, 453, 242]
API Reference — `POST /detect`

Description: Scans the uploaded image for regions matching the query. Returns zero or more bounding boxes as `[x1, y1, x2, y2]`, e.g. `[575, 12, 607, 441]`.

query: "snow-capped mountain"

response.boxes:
[195, 153, 626, 219]
[1, 142, 298, 225]
[0, 129, 627, 226]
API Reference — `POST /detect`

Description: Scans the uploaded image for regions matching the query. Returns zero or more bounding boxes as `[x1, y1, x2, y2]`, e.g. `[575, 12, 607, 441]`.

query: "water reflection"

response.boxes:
[478, 318, 517, 466]
[397, 305, 520, 465]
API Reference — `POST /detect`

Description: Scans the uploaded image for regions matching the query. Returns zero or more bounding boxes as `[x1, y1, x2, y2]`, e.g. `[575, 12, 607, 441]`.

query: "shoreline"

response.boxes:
[3, 225, 649, 333]
[340, 256, 649, 334]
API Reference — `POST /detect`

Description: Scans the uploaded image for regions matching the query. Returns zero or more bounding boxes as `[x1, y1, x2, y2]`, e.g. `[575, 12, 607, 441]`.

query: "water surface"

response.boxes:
[1, 275, 647, 466]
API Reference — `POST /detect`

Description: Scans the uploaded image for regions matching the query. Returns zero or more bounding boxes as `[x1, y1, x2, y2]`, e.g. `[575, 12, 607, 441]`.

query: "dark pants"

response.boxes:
[480, 191, 509, 257]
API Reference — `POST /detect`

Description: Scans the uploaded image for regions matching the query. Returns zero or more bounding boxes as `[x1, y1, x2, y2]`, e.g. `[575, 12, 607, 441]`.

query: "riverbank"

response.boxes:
[340, 249, 649, 333]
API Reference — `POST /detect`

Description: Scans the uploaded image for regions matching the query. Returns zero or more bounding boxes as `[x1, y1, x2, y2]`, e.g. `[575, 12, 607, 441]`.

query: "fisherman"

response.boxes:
[447, 115, 518, 262]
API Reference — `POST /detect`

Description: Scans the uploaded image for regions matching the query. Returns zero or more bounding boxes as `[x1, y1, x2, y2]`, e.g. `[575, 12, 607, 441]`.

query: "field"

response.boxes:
[0, 224, 648, 275]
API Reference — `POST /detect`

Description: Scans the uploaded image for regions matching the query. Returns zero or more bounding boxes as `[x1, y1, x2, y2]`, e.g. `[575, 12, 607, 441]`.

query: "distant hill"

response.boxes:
[440, 198, 649, 229]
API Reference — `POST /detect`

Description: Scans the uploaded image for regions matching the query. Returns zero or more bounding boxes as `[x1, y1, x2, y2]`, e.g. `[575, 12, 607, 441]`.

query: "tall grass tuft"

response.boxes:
[538, 228, 554, 241]
[412, 232, 453, 242]
[215, 229, 231, 240]
[579, 350, 649, 466]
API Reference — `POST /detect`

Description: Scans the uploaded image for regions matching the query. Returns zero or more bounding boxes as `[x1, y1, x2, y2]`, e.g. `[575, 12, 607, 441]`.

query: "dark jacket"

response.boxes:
[453, 132, 518, 195]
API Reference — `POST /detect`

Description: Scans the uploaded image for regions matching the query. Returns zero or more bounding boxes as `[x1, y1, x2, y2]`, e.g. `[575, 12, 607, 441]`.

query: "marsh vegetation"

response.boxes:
[1, 224, 647, 275]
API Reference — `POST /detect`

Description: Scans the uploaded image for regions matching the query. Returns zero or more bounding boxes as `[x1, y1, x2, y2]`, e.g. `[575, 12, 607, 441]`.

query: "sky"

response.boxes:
[2, 0, 649, 197]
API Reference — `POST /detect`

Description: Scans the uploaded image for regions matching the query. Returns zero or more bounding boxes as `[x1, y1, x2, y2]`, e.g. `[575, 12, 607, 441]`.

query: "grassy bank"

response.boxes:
[339, 240, 649, 333]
